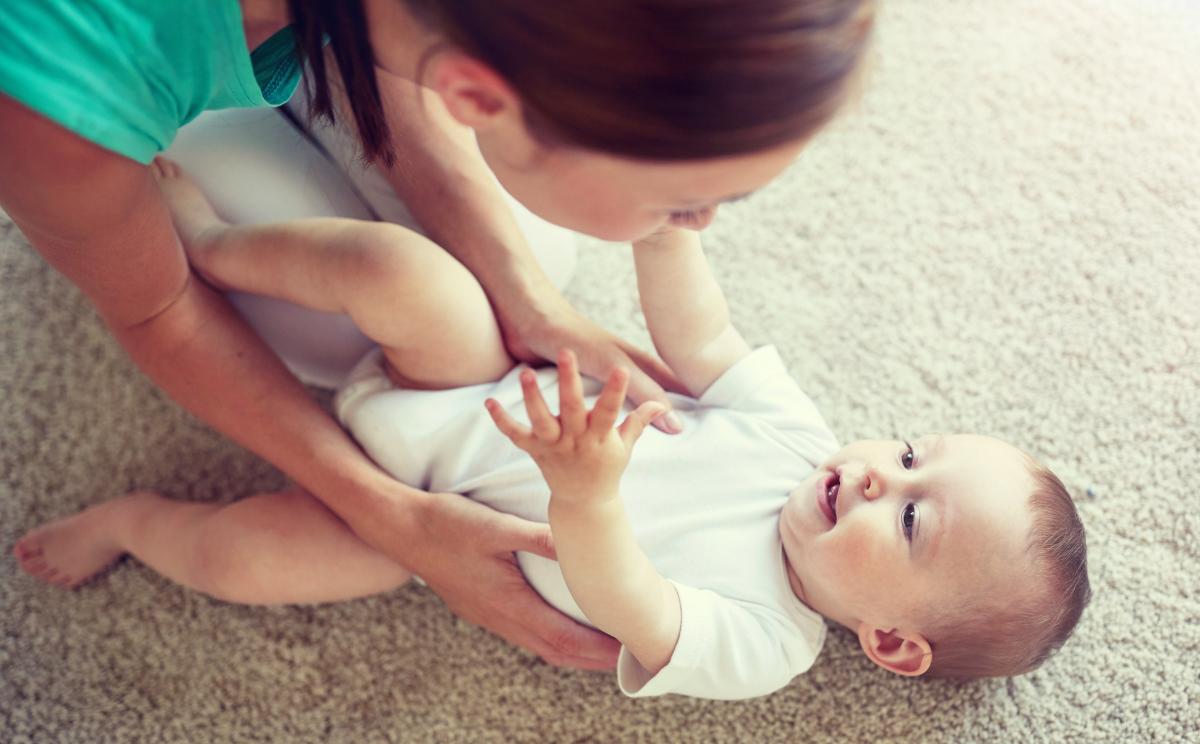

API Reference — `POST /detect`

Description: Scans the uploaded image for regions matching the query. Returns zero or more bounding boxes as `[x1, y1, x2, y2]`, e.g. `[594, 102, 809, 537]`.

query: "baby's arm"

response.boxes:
[487, 351, 680, 675]
[632, 228, 752, 396]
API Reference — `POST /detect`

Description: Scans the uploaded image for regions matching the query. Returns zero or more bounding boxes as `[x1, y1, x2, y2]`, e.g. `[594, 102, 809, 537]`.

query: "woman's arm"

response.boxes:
[0, 94, 617, 670]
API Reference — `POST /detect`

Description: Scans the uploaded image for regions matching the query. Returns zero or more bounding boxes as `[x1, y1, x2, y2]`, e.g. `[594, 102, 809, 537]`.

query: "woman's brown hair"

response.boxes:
[288, 1, 876, 165]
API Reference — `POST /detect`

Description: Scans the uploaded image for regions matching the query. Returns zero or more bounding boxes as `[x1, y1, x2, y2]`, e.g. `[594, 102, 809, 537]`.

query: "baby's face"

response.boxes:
[780, 434, 1036, 635]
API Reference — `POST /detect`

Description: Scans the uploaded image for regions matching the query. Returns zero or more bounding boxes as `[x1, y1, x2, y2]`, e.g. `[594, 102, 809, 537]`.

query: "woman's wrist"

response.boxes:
[310, 453, 432, 535]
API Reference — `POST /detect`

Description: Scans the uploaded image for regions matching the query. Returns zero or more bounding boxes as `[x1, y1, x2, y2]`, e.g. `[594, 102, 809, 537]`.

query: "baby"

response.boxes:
[15, 159, 1091, 699]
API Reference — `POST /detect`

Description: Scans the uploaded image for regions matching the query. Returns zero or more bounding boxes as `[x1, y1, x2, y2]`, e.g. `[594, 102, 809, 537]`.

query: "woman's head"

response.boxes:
[290, 0, 876, 239]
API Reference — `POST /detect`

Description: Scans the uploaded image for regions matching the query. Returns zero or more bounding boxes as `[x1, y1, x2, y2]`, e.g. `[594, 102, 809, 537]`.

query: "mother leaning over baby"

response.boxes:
[0, 1, 874, 667]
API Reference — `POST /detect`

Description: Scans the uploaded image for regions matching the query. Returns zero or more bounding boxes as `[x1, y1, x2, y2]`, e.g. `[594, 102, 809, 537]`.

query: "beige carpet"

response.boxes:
[3, 1, 1198, 741]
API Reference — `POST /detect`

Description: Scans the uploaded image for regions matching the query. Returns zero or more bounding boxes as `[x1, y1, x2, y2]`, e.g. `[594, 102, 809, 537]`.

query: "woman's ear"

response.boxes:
[857, 623, 933, 676]
[425, 51, 519, 130]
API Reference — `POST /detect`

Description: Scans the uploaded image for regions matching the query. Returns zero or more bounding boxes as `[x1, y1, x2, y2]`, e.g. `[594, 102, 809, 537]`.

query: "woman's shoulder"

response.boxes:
[0, 0, 281, 164]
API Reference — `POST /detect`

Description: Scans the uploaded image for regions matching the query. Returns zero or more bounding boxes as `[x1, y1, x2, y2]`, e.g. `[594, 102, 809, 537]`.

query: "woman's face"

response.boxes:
[475, 132, 809, 242]
[364, 0, 811, 241]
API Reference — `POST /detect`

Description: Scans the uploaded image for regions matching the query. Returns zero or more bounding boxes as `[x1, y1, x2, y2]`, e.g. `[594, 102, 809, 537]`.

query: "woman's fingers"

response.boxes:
[597, 342, 683, 434]
[588, 366, 629, 435]
[519, 368, 561, 441]
[556, 349, 587, 436]
[618, 401, 668, 448]
[489, 576, 621, 670]
[424, 500, 620, 670]
[618, 341, 687, 396]
[621, 365, 679, 434]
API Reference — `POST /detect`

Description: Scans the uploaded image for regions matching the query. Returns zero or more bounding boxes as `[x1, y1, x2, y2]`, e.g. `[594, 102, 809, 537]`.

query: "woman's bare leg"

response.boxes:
[14, 488, 411, 603]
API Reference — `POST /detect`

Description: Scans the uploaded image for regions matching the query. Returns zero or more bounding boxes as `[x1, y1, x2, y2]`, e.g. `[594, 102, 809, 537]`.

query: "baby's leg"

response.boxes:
[13, 489, 411, 603]
[152, 158, 512, 389]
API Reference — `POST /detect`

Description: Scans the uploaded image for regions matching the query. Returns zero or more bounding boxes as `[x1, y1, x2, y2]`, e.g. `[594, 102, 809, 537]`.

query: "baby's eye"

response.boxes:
[900, 441, 916, 469]
[901, 503, 919, 541]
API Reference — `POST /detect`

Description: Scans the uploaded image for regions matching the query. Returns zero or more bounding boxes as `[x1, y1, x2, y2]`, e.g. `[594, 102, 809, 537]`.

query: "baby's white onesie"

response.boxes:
[335, 346, 839, 700]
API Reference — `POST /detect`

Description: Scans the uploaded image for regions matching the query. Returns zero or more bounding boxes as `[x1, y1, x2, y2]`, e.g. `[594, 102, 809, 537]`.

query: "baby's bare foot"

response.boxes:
[150, 157, 229, 253]
[13, 492, 157, 589]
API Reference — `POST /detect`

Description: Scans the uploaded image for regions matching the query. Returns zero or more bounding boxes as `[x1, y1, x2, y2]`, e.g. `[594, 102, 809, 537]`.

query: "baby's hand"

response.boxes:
[486, 349, 665, 504]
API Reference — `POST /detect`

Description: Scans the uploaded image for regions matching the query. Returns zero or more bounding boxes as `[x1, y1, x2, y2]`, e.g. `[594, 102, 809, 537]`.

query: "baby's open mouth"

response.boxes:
[818, 472, 840, 525]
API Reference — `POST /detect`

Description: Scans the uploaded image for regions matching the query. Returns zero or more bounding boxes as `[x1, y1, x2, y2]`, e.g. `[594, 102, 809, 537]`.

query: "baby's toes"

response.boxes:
[150, 157, 179, 180]
[13, 537, 42, 560]
[20, 556, 47, 574]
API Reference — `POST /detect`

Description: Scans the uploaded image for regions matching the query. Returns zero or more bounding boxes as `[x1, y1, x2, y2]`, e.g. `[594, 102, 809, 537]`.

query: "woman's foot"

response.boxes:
[13, 492, 159, 589]
[150, 157, 230, 262]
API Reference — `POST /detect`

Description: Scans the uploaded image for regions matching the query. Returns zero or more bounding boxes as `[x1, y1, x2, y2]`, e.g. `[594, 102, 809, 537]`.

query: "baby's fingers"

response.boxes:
[486, 398, 534, 449]
[557, 349, 587, 437]
[520, 369, 561, 441]
[617, 401, 668, 449]
[589, 366, 630, 435]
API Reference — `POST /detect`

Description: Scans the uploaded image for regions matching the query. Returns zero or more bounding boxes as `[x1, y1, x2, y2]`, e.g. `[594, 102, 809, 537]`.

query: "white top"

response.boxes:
[335, 346, 840, 699]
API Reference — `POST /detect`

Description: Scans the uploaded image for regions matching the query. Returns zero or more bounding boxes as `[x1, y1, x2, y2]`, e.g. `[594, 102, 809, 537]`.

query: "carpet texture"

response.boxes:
[2, 1, 1197, 741]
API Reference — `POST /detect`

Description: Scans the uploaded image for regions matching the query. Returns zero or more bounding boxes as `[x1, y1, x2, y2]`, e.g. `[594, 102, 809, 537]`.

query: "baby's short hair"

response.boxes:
[923, 461, 1091, 677]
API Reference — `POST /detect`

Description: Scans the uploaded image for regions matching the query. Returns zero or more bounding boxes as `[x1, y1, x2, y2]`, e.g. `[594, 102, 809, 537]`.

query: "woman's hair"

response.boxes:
[287, 0, 876, 164]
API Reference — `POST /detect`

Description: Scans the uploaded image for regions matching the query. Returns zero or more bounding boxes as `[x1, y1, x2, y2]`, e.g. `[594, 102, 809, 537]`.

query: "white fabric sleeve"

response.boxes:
[616, 582, 822, 700]
[697, 346, 836, 438]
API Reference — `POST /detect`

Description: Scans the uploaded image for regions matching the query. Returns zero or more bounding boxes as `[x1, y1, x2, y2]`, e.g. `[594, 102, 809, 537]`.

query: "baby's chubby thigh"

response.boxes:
[351, 223, 515, 389]
[188, 488, 413, 605]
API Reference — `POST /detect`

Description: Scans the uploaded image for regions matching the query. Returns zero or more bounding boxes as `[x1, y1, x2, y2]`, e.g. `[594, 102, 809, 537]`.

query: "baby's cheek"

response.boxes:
[826, 523, 892, 594]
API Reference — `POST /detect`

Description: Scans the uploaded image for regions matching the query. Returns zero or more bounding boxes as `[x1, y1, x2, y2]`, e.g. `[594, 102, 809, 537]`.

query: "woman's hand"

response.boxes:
[495, 284, 685, 434]
[357, 479, 622, 670]
[486, 349, 665, 503]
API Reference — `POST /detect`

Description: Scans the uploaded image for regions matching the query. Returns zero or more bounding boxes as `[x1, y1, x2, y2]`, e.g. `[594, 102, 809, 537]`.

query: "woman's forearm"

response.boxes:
[366, 73, 552, 315]
[0, 94, 430, 557]
[115, 273, 428, 526]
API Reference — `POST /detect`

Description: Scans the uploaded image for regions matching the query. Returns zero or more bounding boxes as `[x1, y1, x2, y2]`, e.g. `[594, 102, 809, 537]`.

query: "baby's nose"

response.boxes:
[863, 469, 884, 500]
[839, 463, 884, 501]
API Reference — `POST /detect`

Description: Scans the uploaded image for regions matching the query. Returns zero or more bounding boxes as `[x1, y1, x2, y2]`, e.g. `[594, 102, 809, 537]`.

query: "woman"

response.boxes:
[0, 0, 874, 669]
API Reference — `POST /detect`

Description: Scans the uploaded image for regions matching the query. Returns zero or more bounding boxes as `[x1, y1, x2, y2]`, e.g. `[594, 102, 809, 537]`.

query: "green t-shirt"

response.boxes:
[0, 0, 302, 164]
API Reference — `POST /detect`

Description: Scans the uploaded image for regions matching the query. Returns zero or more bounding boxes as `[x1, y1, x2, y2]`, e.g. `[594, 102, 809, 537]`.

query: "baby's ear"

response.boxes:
[857, 623, 932, 676]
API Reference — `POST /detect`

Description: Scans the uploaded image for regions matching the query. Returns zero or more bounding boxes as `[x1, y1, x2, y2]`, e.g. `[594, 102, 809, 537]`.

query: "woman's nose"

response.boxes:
[668, 206, 718, 232]
[691, 206, 718, 231]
